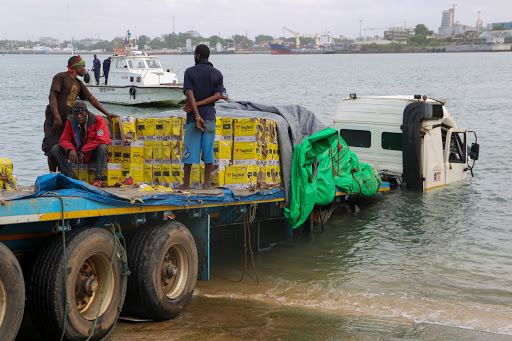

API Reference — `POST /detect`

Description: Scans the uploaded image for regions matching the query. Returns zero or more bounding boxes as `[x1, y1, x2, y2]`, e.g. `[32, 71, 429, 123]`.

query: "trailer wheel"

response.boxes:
[28, 227, 127, 340]
[125, 220, 198, 320]
[0, 242, 24, 341]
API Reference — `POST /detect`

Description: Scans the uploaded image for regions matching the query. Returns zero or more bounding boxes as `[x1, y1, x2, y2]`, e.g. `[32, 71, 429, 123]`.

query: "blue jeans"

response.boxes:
[182, 119, 216, 164]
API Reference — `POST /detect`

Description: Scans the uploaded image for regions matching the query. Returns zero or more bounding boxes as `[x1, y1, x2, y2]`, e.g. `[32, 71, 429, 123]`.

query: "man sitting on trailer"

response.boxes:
[51, 101, 111, 188]
[177, 44, 224, 190]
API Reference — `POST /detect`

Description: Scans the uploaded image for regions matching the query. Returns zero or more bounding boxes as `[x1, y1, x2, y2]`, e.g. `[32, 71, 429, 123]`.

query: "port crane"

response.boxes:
[302, 34, 319, 48]
[283, 26, 300, 48]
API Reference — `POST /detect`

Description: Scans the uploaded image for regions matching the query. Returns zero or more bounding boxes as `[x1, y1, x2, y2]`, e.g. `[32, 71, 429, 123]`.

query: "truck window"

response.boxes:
[381, 132, 402, 151]
[340, 129, 371, 148]
[449, 132, 466, 163]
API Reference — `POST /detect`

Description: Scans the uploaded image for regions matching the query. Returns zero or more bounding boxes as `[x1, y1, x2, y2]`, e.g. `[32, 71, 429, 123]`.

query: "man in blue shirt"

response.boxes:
[178, 44, 224, 190]
[103, 57, 111, 85]
[92, 55, 101, 85]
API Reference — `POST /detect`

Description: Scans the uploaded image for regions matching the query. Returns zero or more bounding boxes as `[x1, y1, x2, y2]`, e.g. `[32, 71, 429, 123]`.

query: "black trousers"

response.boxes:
[51, 144, 108, 180]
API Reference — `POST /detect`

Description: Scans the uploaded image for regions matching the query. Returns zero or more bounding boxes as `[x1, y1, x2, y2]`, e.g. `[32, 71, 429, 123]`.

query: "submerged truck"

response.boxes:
[334, 95, 479, 190]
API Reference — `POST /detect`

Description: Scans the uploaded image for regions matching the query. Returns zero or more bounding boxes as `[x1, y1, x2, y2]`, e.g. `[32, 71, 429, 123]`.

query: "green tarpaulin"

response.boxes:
[284, 128, 381, 229]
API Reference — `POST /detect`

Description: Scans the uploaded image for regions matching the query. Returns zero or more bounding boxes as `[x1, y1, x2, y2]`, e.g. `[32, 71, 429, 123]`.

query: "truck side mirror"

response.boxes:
[470, 143, 479, 161]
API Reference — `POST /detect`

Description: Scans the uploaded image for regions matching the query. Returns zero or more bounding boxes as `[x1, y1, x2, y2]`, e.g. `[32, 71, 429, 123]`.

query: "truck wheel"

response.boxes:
[28, 227, 127, 340]
[0, 242, 24, 341]
[125, 220, 198, 320]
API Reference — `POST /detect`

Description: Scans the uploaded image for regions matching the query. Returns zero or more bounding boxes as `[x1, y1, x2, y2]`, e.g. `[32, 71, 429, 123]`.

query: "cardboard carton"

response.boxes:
[233, 118, 264, 142]
[233, 141, 265, 165]
[224, 165, 259, 189]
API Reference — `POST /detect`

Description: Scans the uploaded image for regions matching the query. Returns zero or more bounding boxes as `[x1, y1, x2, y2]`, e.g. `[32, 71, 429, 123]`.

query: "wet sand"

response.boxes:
[109, 294, 512, 341]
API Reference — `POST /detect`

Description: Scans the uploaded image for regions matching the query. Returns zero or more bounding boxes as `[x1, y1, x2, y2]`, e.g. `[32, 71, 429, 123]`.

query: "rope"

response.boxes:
[86, 223, 129, 341]
[56, 195, 69, 341]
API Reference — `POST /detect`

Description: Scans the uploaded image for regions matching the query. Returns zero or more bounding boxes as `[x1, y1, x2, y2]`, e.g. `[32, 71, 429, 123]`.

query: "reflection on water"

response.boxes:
[1, 53, 511, 335]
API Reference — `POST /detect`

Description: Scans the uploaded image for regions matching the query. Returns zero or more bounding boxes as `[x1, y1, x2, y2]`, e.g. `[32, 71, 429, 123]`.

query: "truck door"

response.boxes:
[444, 128, 468, 185]
[422, 126, 446, 190]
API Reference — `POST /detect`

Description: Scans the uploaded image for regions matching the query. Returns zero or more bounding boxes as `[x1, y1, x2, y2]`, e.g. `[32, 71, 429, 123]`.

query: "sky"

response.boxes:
[1, 0, 511, 41]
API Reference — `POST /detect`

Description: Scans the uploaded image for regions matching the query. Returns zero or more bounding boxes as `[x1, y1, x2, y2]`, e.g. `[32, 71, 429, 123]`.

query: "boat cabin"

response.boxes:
[333, 95, 479, 190]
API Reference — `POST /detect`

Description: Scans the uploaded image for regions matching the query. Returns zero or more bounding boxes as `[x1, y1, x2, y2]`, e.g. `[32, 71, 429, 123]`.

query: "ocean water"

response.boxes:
[1, 52, 511, 336]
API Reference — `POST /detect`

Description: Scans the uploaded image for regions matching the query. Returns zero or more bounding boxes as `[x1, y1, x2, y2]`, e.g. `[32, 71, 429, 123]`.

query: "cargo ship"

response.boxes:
[269, 42, 332, 55]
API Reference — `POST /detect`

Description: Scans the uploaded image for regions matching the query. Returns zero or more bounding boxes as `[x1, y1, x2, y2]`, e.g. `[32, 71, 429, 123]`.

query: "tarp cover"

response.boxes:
[285, 128, 381, 229]
[155, 100, 327, 207]
[7, 173, 284, 206]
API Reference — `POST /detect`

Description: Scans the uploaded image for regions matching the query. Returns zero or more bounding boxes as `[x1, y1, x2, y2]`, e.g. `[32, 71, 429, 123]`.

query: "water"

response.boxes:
[1, 52, 512, 336]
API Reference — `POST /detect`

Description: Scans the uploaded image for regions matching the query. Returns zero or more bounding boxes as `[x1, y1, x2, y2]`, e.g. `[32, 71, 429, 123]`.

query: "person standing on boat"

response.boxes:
[92, 54, 101, 85]
[42, 55, 116, 173]
[103, 56, 111, 85]
[52, 101, 110, 188]
[177, 44, 223, 190]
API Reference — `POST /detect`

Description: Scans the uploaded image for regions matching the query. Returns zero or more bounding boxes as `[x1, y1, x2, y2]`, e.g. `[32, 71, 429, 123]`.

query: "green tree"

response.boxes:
[254, 34, 274, 43]
[409, 34, 427, 45]
[138, 35, 149, 48]
[148, 38, 163, 49]
[414, 24, 433, 37]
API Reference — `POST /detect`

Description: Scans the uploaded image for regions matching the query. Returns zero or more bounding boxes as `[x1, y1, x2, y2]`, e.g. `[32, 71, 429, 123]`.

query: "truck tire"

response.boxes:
[125, 220, 198, 320]
[27, 227, 127, 340]
[0, 242, 24, 341]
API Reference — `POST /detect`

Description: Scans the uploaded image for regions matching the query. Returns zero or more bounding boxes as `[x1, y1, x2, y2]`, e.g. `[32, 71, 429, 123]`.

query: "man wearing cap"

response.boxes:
[42, 55, 116, 173]
[51, 101, 111, 188]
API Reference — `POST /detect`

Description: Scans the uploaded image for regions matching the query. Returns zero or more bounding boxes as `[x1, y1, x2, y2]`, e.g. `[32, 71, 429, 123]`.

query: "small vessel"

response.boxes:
[83, 31, 185, 106]
[334, 94, 479, 190]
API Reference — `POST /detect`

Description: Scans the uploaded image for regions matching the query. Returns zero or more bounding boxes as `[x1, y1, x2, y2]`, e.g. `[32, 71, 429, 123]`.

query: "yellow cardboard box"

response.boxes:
[112, 117, 121, 139]
[162, 163, 172, 186]
[120, 116, 137, 142]
[111, 140, 123, 163]
[233, 118, 264, 142]
[170, 165, 184, 188]
[215, 117, 233, 141]
[100, 163, 122, 187]
[224, 165, 259, 189]
[152, 164, 163, 184]
[143, 160, 153, 183]
[190, 164, 202, 187]
[153, 141, 163, 160]
[265, 120, 277, 144]
[162, 141, 171, 160]
[78, 163, 89, 183]
[171, 141, 183, 164]
[170, 117, 183, 139]
[122, 140, 144, 164]
[233, 142, 265, 165]
[122, 162, 144, 183]
[144, 141, 153, 160]
[214, 141, 232, 166]
[137, 118, 156, 137]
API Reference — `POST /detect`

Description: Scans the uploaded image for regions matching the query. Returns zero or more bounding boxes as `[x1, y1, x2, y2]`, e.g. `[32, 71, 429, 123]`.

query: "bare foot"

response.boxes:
[201, 184, 215, 190]
[175, 183, 191, 190]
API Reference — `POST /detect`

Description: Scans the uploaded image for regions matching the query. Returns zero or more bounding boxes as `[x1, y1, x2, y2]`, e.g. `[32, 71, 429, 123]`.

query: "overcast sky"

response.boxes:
[1, 0, 511, 41]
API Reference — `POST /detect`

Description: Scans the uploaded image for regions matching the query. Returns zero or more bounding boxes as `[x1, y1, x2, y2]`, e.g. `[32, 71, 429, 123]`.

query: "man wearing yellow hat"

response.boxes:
[42, 55, 117, 173]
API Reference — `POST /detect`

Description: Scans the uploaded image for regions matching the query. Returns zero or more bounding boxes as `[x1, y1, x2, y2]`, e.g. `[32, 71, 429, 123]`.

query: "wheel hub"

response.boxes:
[167, 264, 178, 278]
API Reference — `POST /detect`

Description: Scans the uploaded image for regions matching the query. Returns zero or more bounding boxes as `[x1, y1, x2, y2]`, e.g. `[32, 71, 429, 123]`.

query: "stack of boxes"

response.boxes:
[73, 115, 282, 190]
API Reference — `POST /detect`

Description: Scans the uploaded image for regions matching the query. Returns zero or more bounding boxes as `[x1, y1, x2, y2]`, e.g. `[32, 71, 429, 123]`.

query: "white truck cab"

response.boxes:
[333, 95, 479, 190]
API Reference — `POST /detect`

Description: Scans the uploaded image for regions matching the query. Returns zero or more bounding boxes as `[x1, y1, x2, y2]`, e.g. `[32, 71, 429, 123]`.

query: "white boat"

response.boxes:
[83, 51, 185, 106]
[334, 94, 479, 191]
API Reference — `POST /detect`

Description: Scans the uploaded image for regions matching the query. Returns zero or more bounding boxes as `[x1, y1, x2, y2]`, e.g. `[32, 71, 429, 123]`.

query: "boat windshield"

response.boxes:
[127, 59, 147, 69]
[147, 59, 161, 69]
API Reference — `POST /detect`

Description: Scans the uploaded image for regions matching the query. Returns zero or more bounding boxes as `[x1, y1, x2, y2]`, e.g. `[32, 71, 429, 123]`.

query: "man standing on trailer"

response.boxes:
[92, 54, 101, 85]
[177, 44, 223, 190]
[51, 101, 110, 188]
[42, 55, 115, 173]
[103, 56, 111, 85]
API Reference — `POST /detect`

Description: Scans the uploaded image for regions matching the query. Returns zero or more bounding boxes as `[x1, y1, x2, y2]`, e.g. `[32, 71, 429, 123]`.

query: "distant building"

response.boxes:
[384, 27, 414, 42]
[182, 30, 201, 38]
[491, 22, 512, 30]
[438, 8, 456, 36]
[38, 36, 60, 46]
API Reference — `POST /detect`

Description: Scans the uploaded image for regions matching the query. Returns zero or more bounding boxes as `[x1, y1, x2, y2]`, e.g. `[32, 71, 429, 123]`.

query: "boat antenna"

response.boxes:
[66, 0, 73, 55]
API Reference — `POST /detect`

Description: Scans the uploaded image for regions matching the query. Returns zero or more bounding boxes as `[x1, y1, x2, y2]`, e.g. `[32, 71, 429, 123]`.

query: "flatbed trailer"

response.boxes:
[0, 176, 388, 340]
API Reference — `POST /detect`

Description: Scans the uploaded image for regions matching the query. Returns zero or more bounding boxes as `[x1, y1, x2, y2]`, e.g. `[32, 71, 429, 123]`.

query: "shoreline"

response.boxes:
[106, 295, 512, 341]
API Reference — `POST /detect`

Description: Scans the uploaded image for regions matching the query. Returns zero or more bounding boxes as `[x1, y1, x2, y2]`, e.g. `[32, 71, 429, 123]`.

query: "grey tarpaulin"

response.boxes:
[155, 100, 327, 207]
